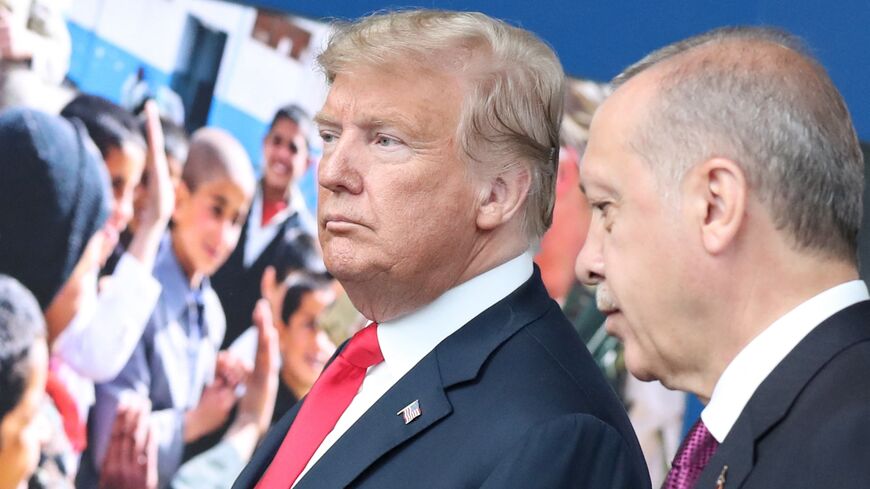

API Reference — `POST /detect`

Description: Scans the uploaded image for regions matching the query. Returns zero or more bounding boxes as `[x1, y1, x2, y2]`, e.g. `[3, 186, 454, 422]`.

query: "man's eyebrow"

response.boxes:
[313, 112, 337, 127]
[367, 112, 416, 130]
[314, 109, 420, 134]
[580, 179, 619, 200]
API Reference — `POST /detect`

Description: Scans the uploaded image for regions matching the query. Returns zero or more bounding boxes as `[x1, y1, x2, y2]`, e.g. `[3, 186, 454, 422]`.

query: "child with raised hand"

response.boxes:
[52, 100, 175, 433]
[80, 127, 257, 488]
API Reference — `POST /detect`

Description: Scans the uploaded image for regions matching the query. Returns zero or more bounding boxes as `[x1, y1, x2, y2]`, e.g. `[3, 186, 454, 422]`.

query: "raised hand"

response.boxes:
[127, 100, 174, 271]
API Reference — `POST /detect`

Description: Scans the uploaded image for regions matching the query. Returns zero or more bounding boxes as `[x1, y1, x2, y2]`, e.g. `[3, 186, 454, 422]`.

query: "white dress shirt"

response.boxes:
[243, 185, 316, 267]
[293, 252, 534, 486]
[702, 280, 869, 442]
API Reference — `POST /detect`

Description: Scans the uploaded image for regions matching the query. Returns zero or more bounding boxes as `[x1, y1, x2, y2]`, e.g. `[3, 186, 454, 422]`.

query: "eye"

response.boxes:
[375, 134, 401, 148]
[319, 131, 338, 144]
[210, 205, 223, 218]
[591, 201, 614, 232]
[591, 201, 610, 216]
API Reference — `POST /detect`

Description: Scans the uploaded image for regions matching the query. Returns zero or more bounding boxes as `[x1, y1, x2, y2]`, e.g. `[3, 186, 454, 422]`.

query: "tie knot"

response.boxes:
[340, 322, 383, 368]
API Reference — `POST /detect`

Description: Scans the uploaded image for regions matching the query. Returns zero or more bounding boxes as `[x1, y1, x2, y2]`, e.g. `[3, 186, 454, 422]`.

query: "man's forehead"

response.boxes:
[579, 96, 647, 197]
[316, 99, 418, 130]
[316, 69, 462, 137]
[578, 154, 618, 198]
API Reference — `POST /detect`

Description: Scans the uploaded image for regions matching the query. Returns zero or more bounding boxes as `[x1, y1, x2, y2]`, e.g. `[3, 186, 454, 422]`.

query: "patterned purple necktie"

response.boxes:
[662, 418, 719, 489]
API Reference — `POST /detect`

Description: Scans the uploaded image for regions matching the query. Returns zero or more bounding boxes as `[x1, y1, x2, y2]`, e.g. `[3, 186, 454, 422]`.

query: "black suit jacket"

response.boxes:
[233, 269, 650, 489]
[696, 300, 870, 489]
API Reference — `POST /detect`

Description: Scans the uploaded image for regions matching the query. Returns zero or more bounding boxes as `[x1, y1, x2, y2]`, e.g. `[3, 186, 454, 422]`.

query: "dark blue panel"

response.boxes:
[234, 1, 870, 140]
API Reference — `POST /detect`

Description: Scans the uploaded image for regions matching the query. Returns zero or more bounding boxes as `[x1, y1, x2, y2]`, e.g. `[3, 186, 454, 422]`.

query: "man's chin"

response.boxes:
[323, 265, 368, 285]
[322, 249, 373, 281]
[623, 354, 660, 383]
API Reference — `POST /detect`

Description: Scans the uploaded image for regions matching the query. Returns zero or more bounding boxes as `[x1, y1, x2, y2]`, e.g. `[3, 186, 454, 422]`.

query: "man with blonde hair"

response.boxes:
[577, 27, 870, 489]
[234, 9, 649, 489]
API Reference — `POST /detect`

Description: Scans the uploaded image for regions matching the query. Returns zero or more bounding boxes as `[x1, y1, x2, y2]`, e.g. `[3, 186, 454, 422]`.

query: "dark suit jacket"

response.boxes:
[696, 300, 870, 489]
[212, 205, 319, 349]
[232, 269, 650, 489]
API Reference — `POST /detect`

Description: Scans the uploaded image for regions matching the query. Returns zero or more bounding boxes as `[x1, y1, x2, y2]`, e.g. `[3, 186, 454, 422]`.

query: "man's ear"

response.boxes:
[685, 157, 747, 254]
[475, 167, 532, 231]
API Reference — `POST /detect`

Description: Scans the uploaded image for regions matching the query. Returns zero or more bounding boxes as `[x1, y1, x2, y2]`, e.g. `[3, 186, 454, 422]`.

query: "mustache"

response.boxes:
[595, 284, 619, 313]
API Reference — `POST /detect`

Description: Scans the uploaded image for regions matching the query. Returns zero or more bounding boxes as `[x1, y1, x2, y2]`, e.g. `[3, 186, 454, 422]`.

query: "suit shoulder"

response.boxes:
[482, 304, 640, 448]
[746, 338, 870, 486]
[511, 305, 611, 394]
[480, 413, 652, 489]
[788, 336, 870, 426]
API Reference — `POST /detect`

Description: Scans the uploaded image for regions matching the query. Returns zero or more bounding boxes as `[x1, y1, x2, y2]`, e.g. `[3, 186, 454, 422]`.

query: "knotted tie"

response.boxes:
[256, 322, 383, 488]
[662, 418, 719, 489]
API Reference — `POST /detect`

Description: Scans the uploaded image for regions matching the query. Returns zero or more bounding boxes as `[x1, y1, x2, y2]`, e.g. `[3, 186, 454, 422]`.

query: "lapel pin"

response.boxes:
[716, 464, 728, 489]
[397, 400, 422, 424]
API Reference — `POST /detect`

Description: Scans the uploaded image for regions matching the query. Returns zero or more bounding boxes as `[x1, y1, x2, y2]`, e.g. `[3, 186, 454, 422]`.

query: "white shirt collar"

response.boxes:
[702, 280, 869, 442]
[377, 251, 534, 377]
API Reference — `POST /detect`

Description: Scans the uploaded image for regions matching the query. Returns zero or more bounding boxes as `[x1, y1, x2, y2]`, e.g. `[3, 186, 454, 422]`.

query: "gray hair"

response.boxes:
[318, 10, 565, 240]
[617, 26, 863, 263]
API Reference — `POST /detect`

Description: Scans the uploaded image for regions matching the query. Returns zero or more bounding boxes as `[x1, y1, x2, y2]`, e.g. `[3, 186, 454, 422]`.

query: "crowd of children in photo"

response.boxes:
[0, 81, 358, 488]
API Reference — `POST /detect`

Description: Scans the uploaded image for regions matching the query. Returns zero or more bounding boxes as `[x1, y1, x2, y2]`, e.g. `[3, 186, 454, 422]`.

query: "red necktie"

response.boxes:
[256, 322, 383, 488]
[662, 418, 720, 489]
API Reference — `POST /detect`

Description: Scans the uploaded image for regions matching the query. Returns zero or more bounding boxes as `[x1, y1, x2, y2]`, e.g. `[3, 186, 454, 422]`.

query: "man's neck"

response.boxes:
[343, 238, 530, 323]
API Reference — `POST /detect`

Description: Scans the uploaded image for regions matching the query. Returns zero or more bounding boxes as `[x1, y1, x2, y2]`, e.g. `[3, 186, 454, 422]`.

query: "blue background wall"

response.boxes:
[238, 0, 870, 141]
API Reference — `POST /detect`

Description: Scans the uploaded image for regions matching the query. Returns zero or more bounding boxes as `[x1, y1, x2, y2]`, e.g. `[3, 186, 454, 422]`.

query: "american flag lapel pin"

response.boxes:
[397, 400, 422, 424]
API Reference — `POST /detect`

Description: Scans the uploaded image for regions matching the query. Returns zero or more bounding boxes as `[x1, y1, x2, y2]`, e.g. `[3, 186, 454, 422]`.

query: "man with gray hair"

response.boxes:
[234, 10, 649, 489]
[576, 26, 870, 489]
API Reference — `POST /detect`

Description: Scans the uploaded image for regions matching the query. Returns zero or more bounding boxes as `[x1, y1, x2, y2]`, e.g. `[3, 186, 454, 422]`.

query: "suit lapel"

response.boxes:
[295, 354, 452, 489]
[696, 417, 754, 489]
[696, 300, 870, 489]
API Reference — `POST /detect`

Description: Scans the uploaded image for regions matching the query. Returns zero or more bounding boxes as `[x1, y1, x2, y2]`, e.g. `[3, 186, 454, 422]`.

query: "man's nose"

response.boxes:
[318, 139, 363, 195]
[575, 223, 605, 285]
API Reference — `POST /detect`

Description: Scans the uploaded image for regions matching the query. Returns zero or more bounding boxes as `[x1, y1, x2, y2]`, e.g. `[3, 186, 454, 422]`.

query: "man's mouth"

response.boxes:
[322, 212, 366, 232]
[595, 284, 620, 315]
